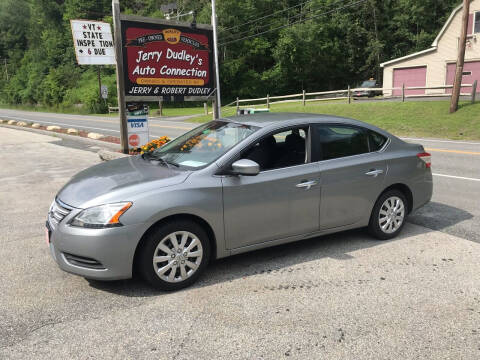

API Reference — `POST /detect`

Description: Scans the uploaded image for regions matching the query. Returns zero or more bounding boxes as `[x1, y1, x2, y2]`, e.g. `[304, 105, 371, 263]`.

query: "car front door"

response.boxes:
[313, 124, 388, 230]
[221, 126, 321, 250]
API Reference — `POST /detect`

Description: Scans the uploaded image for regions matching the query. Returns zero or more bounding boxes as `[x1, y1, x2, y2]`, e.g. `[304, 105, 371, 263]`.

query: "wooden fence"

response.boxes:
[222, 81, 478, 110]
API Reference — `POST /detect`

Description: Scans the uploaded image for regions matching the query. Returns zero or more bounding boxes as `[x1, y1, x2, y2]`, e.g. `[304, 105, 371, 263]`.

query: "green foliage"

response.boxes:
[0, 0, 462, 112]
[63, 69, 117, 113]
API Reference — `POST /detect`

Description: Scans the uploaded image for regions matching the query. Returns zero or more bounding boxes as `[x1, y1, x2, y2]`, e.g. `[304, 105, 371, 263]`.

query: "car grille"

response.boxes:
[63, 253, 105, 270]
[48, 198, 73, 230]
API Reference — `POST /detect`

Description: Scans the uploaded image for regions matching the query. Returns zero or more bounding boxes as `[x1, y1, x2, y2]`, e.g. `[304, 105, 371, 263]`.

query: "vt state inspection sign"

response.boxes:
[70, 20, 116, 65]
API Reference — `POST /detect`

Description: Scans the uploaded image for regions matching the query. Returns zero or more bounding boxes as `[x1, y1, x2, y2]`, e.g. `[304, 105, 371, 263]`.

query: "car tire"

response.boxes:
[368, 190, 408, 240]
[138, 220, 211, 291]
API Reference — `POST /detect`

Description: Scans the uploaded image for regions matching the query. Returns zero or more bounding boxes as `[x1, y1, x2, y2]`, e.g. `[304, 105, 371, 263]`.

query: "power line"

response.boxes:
[220, 0, 351, 42]
[220, 0, 366, 46]
[220, 0, 314, 33]
[220, 0, 320, 42]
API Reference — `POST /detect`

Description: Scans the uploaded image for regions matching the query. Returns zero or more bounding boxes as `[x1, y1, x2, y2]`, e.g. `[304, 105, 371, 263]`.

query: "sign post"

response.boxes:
[112, 0, 129, 154]
[111, 3, 215, 153]
[211, 0, 221, 118]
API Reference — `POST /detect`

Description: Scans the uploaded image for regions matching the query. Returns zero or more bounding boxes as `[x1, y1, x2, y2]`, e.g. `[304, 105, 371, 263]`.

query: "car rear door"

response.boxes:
[312, 124, 388, 230]
[221, 126, 321, 250]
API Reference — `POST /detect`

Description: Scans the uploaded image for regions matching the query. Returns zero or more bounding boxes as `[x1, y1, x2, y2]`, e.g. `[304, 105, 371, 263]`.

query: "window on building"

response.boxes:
[475, 11, 480, 33]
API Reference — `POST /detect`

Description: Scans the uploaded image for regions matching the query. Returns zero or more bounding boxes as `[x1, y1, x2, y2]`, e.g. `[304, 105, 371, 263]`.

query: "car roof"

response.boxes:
[222, 112, 372, 129]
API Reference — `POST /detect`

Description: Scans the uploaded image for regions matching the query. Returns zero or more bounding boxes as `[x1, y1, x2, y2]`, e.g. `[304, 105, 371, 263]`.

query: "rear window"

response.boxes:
[369, 130, 387, 151]
[317, 125, 369, 160]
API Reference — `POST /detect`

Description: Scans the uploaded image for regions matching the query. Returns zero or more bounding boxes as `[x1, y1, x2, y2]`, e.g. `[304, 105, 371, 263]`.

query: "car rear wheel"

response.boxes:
[138, 220, 210, 291]
[368, 190, 408, 240]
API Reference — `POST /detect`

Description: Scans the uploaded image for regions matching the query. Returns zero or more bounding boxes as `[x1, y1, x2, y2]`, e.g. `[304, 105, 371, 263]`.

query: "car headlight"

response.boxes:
[70, 202, 132, 229]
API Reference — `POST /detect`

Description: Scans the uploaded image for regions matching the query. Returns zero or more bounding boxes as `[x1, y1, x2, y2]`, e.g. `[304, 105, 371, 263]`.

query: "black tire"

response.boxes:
[368, 189, 408, 240]
[138, 220, 211, 291]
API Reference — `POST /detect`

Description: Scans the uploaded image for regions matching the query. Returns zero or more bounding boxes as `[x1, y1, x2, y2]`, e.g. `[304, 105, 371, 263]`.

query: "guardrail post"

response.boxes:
[348, 85, 351, 104]
[267, 94, 270, 109]
[471, 80, 477, 104]
[402, 83, 405, 102]
[236, 97, 239, 112]
[302, 90, 306, 106]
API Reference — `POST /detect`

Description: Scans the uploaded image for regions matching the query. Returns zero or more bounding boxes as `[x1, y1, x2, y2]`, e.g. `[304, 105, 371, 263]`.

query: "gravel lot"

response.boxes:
[1, 127, 480, 359]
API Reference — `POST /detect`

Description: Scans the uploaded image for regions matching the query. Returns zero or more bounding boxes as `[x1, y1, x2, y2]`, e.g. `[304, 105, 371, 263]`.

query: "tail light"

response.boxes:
[417, 152, 431, 168]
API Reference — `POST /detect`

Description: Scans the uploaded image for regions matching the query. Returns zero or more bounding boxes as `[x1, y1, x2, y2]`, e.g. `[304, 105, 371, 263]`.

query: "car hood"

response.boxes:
[57, 155, 190, 208]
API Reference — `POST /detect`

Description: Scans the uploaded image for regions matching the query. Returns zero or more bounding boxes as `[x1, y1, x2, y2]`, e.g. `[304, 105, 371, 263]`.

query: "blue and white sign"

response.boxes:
[127, 115, 149, 148]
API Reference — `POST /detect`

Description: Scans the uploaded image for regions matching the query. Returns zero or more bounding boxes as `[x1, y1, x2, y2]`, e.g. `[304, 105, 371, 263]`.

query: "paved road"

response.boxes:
[0, 108, 197, 140]
[1, 108, 479, 243]
[1, 127, 480, 359]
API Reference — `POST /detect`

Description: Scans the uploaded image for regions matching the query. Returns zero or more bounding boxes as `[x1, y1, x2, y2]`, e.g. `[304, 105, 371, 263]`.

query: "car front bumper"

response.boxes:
[47, 215, 147, 281]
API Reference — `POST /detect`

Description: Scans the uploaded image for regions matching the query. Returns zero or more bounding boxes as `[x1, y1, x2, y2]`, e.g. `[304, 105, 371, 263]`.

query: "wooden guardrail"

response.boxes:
[108, 106, 119, 113]
[226, 80, 478, 110]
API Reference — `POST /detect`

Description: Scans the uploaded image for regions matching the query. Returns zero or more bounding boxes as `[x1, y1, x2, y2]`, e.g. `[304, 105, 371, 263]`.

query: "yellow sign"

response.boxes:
[162, 29, 181, 45]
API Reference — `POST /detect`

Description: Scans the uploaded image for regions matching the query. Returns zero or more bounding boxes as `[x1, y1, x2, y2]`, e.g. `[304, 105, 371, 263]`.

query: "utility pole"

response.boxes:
[112, 0, 129, 154]
[97, 67, 102, 100]
[450, 0, 470, 113]
[211, 0, 222, 118]
[3, 59, 8, 81]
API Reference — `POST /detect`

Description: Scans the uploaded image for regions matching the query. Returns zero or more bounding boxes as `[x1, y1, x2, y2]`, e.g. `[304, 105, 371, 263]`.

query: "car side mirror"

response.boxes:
[231, 159, 260, 176]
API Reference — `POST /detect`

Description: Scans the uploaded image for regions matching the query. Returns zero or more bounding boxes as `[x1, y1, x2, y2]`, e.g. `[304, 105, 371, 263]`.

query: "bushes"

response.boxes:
[62, 69, 117, 113]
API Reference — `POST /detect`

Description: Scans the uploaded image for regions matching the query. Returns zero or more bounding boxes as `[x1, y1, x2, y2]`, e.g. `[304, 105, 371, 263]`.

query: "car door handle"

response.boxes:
[365, 169, 384, 177]
[296, 180, 318, 190]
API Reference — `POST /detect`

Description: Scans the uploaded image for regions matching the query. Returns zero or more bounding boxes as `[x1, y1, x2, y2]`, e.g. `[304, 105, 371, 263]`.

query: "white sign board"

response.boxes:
[127, 115, 149, 149]
[70, 20, 116, 65]
[101, 85, 108, 99]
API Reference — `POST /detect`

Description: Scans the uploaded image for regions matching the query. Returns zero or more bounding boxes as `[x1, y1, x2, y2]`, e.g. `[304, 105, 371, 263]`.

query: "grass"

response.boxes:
[190, 100, 480, 140]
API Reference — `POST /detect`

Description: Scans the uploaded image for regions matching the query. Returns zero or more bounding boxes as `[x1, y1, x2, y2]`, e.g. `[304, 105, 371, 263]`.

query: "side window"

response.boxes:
[369, 130, 387, 151]
[241, 127, 308, 171]
[316, 125, 369, 160]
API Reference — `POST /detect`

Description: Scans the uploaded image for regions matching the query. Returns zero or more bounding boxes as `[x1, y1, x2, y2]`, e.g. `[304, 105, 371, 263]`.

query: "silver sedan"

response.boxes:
[46, 113, 432, 290]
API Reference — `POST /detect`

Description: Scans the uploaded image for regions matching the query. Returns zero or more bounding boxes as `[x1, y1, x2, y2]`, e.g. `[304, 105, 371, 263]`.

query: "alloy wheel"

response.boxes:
[152, 231, 203, 283]
[378, 196, 405, 234]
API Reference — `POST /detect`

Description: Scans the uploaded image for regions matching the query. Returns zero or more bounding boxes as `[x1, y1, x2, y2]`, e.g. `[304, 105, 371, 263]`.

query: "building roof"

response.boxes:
[380, 1, 466, 68]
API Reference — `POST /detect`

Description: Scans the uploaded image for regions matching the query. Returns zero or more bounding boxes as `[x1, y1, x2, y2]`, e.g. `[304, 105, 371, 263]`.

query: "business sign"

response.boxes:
[127, 115, 149, 149]
[121, 19, 214, 101]
[70, 20, 116, 65]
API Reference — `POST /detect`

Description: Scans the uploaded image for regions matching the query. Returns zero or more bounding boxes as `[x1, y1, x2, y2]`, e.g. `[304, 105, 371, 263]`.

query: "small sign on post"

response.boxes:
[127, 104, 149, 149]
[101, 85, 109, 99]
[70, 20, 116, 65]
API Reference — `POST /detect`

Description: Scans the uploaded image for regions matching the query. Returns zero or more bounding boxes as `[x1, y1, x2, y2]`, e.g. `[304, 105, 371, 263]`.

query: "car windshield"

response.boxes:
[151, 121, 259, 169]
[360, 80, 376, 88]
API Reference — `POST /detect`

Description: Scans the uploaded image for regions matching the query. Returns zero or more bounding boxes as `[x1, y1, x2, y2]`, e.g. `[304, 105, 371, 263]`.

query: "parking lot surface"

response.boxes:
[1, 127, 480, 359]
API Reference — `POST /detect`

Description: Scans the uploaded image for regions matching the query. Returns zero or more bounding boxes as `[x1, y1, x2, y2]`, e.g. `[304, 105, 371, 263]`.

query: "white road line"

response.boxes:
[2, 116, 120, 134]
[402, 137, 480, 145]
[433, 173, 480, 182]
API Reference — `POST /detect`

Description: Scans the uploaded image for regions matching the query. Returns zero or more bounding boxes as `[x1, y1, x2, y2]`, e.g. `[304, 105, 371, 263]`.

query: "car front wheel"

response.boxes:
[138, 220, 210, 291]
[368, 190, 408, 240]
